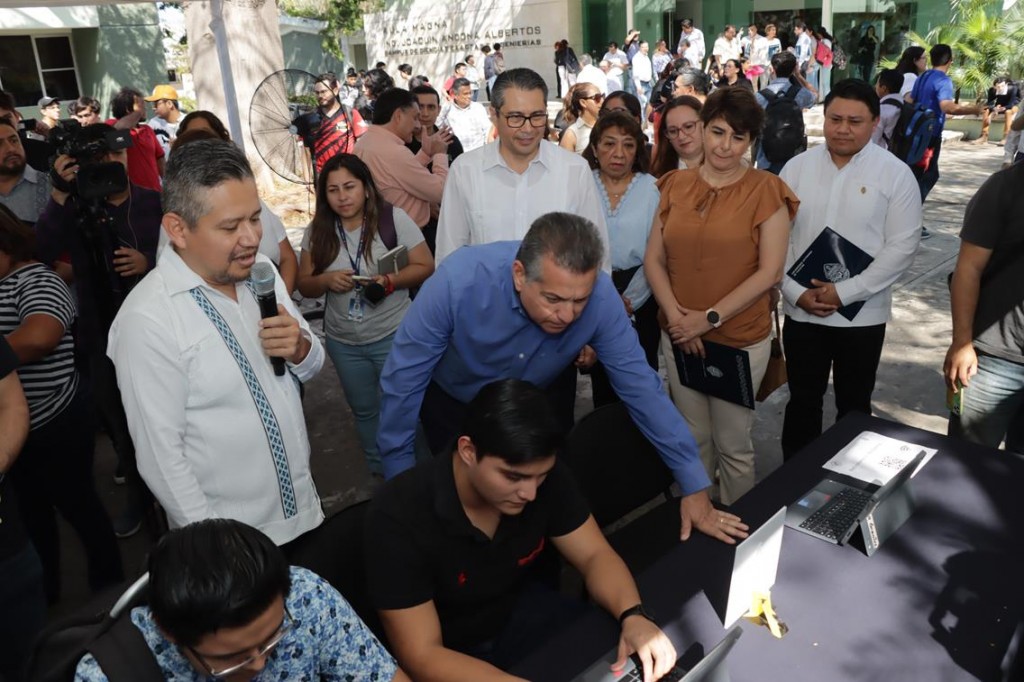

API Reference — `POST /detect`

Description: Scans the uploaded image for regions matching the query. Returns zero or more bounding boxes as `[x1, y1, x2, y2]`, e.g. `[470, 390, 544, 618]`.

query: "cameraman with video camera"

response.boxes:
[35, 122, 162, 538]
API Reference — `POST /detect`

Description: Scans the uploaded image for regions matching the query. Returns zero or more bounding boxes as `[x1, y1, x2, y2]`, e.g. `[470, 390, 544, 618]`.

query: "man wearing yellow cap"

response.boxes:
[145, 84, 182, 156]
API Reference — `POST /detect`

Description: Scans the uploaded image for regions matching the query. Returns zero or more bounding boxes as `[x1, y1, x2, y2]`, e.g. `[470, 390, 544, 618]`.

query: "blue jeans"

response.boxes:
[326, 335, 395, 474]
[948, 352, 1024, 454]
[818, 65, 832, 102]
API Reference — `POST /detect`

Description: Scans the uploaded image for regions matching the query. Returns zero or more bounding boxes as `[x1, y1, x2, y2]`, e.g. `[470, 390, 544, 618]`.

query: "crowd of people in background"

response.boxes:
[0, 16, 1022, 682]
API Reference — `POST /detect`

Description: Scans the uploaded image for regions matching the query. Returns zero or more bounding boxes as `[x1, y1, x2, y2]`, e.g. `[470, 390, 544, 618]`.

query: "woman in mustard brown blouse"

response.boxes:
[644, 87, 798, 505]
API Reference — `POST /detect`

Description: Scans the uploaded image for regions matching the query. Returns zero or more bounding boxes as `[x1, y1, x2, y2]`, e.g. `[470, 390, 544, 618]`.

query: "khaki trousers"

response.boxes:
[661, 332, 772, 505]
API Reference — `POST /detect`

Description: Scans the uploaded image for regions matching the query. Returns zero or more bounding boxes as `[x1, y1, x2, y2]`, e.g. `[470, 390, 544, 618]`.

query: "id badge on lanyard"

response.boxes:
[339, 220, 367, 322]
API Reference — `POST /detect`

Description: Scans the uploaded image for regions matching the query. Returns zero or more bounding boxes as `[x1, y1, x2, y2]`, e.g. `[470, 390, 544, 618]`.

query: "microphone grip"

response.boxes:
[257, 292, 286, 376]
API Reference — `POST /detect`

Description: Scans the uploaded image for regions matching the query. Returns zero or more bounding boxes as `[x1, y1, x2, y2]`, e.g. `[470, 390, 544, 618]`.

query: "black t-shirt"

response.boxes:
[960, 162, 1024, 364]
[0, 336, 29, 560]
[406, 129, 464, 171]
[365, 455, 591, 651]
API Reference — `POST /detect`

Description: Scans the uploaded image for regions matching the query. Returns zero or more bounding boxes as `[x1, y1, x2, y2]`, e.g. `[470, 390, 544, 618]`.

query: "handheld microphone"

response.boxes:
[250, 262, 286, 376]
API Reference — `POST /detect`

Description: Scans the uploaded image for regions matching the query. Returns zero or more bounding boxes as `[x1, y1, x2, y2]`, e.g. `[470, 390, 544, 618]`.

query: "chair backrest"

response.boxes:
[286, 500, 385, 641]
[563, 402, 675, 528]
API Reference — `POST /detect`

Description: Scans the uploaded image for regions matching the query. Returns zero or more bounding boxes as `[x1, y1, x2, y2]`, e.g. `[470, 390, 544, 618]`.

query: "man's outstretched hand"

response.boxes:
[680, 490, 748, 544]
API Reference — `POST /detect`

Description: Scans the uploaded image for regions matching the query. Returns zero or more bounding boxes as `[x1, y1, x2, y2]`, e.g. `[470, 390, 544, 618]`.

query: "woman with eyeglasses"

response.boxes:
[296, 154, 434, 476]
[651, 96, 705, 176]
[559, 83, 603, 153]
[644, 87, 797, 505]
[716, 59, 754, 92]
[582, 112, 660, 407]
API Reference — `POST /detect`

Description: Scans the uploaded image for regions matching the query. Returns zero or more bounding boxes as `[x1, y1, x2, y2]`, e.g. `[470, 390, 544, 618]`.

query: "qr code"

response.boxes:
[879, 455, 907, 470]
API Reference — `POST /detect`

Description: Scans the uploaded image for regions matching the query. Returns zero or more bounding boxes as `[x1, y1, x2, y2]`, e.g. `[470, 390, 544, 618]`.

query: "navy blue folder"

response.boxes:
[786, 227, 875, 321]
[672, 341, 755, 409]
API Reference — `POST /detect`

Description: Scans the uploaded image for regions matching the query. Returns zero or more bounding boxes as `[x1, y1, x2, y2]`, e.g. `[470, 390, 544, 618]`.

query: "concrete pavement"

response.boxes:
[52, 139, 1006, 620]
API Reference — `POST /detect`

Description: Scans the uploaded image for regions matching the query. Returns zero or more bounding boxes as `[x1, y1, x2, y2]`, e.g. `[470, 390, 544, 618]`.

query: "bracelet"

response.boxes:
[618, 603, 655, 626]
[383, 273, 395, 296]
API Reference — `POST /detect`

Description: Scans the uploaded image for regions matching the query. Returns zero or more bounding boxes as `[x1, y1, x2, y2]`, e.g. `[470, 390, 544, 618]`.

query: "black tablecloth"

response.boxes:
[513, 414, 1024, 682]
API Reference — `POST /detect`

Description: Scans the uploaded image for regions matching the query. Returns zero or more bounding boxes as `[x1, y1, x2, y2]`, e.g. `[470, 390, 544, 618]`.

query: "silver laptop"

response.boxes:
[571, 625, 743, 682]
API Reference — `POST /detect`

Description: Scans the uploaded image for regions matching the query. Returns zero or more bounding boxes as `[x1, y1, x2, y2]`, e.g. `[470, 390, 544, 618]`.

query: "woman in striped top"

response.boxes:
[0, 205, 122, 603]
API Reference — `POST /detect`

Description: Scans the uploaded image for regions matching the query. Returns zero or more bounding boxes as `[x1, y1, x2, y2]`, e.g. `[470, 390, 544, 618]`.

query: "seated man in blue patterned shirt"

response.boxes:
[74, 518, 408, 682]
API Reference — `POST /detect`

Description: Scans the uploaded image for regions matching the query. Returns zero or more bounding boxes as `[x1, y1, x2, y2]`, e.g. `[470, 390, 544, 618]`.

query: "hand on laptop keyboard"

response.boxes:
[613, 615, 677, 681]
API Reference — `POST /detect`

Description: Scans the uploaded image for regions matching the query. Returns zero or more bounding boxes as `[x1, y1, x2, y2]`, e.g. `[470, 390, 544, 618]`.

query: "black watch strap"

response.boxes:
[618, 603, 655, 626]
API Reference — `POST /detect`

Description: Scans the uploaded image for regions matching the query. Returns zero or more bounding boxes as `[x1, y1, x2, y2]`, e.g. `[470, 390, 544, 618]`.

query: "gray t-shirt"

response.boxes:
[960, 162, 1024, 364]
[301, 206, 424, 345]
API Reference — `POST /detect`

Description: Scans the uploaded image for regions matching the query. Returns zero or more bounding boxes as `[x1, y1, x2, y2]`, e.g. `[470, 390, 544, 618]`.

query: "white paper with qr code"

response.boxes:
[822, 431, 937, 486]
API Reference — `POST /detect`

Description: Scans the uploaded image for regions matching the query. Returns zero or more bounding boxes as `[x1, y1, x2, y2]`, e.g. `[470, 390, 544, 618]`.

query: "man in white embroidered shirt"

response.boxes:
[434, 68, 610, 270]
[779, 79, 921, 459]
[108, 140, 326, 546]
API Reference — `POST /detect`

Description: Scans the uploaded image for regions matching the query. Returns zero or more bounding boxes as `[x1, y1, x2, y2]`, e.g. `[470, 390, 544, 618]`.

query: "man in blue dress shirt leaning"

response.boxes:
[377, 212, 749, 544]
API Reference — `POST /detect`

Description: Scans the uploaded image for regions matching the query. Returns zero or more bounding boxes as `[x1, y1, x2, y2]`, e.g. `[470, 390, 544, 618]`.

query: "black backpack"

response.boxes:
[26, 575, 162, 682]
[759, 82, 807, 164]
[881, 98, 938, 167]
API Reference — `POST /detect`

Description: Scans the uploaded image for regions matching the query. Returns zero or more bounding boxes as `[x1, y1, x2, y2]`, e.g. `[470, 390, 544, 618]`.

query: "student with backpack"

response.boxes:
[873, 69, 906, 148]
[755, 51, 816, 174]
[297, 154, 434, 477]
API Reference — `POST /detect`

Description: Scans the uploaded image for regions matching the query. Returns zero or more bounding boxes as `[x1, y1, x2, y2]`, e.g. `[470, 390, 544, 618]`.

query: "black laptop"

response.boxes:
[786, 450, 926, 555]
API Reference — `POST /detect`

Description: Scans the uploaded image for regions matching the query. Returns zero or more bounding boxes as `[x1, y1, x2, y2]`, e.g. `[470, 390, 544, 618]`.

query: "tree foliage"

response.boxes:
[881, 0, 1024, 100]
[278, 0, 383, 62]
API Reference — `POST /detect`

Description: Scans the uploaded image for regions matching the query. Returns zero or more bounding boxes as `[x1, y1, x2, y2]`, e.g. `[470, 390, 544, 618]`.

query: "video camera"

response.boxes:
[49, 119, 132, 201]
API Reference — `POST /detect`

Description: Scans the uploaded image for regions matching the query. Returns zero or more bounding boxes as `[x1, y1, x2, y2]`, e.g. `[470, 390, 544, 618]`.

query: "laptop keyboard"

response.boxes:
[619, 656, 688, 681]
[799, 487, 873, 540]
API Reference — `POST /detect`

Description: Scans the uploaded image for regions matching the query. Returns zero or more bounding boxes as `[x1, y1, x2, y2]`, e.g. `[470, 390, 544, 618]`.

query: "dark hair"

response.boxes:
[876, 69, 904, 95]
[600, 91, 642, 124]
[824, 78, 880, 118]
[163, 139, 253, 227]
[701, 86, 764, 140]
[408, 76, 431, 90]
[724, 58, 744, 72]
[169, 127, 220, 154]
[0, 203, 34, 262]
[411, 84, 440, 104]
[930, 44, 953, 68]
[895, 46, 926, 75]
[492, 68, 549, 111]
[70, 96, 101, 116]
[681, 18, 693, 28]
[398, 63, 413, 75]
[582, 111, 649, 174]
[375, 61, 387, 70]
[110, 87, 142, 119]
[148, 519, 291, 648]
[462, 380, 564, 464]
[0, 91, 15, 113]
[815, 26, 833, 41]
[450, 77, 472, 94]
[363, 69, 395, 100]
[372, 88, 416, 125]
[309, 153, 384, 274]
[608, 41, 619, 49]
[178, 110, 231, 141]
[770, 51, 798, 78]
[316, 72, 339, 89]
[0, 114, 16, 133]
[794, 20, 807, 30]
[454, 62, 467, 72]
[652, 96, 703, 177]
[346, 67, 358, 78]
[493, 43, 502, 51]
[563, 82, 601, 122]
[515, 212, 604, 281]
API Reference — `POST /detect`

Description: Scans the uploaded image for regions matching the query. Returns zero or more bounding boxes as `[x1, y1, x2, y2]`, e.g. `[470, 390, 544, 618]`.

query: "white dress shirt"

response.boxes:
[677, 28, 705, 63]
[443, 101, 492, 152]
[713, 36, 741, 63]
[108, 248, 326, 544]
[749, 35, 770, 67]
[435, 140, 611, 271]
[872, 93, 903, 148]
[780, 143, 922, 328]
[577, 64, 609, 95]
[631, 52, 653, 83]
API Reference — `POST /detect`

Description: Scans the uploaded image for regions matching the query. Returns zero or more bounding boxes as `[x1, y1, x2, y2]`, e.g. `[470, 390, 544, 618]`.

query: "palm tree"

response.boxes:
[880, 0, 1023, 101]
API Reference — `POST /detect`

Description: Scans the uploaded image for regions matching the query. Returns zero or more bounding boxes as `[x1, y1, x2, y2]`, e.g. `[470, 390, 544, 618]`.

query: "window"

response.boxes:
[0, 34, 80, 107]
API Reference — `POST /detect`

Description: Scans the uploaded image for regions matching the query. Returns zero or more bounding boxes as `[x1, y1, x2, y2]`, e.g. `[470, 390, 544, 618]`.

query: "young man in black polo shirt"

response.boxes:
[366, 379, 676, 682]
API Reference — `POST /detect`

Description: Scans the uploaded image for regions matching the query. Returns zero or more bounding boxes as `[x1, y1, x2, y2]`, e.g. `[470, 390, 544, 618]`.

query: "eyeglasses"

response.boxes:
[498, 111, 549, 128]
[187, 608, 294, 679]
[313, 88, 332, 96]
[665, 121, 700, 137]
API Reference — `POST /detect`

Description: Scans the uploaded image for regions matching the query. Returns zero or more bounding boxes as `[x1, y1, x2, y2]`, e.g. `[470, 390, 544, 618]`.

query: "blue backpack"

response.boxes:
[882, 98, 938, 166]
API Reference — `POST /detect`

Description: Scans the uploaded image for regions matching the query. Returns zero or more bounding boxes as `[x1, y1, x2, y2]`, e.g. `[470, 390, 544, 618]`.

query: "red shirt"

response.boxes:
[312, 106, 366, 174]
[107, 120, 164, 191]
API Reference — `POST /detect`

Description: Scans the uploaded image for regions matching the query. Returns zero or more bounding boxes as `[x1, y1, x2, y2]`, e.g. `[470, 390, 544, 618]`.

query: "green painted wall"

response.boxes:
[73, 3, 165, 118]
[281, 32, 347, 77]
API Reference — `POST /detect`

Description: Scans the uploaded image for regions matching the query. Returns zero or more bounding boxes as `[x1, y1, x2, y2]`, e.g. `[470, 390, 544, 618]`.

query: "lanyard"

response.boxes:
[337, 218, 368, 276]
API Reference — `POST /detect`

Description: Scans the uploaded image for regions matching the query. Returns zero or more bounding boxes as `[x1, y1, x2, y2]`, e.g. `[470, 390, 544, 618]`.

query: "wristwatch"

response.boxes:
[618, 603, 656, 626]
[706, 308, 722, 329]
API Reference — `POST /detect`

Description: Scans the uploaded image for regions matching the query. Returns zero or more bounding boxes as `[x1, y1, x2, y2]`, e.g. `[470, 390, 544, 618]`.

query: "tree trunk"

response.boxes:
[184, 0, 283, 192]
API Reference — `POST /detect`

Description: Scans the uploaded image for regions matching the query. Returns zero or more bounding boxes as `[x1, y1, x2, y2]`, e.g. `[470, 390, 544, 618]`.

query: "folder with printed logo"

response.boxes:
[672, 341, 755, 409]
[786, 226, 875, 322]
